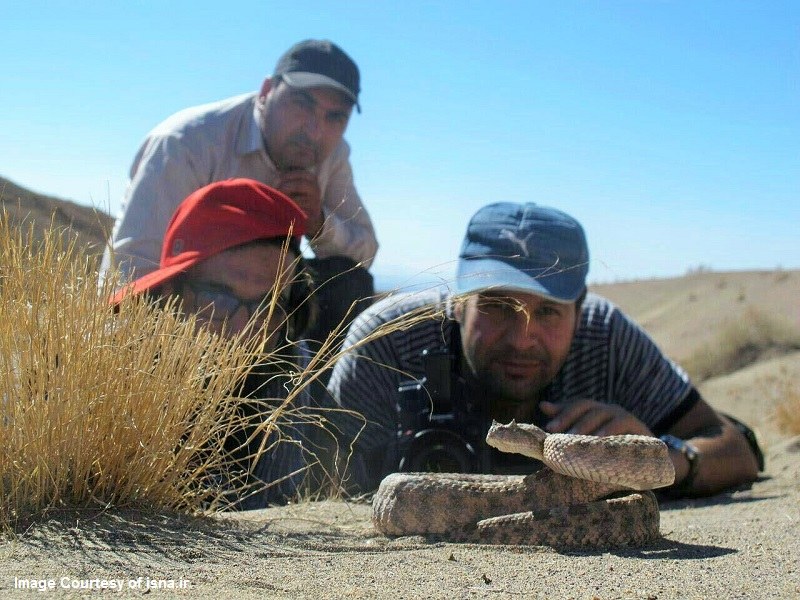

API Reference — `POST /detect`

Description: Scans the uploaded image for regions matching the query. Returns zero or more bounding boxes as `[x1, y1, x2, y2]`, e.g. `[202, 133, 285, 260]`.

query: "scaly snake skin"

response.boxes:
[372, 421, 675, 548]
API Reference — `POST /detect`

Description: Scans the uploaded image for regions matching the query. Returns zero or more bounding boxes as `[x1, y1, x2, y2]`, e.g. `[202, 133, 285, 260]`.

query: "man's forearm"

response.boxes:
[668, 419, 760, 496]
[309, 210, 378, 267]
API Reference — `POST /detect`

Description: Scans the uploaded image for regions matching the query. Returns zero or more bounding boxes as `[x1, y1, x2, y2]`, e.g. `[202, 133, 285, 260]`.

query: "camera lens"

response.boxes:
[400, 429, 476, 473]
[407, 444, 472, 472]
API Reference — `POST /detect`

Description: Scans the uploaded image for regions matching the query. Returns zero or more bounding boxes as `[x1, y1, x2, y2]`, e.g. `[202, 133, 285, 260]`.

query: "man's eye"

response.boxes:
[327, 112, 348, 125]
[478, 300, 515, 316]
[535, 306, 562, 319]
[291, 93, 314, 110]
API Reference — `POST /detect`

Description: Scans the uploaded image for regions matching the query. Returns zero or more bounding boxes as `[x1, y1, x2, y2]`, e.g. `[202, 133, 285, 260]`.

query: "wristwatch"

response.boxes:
[659, 434, 700, 493]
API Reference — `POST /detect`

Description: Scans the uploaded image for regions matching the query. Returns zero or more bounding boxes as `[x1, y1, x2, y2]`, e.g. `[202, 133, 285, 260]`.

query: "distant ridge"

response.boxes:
[0, 175, 113, 257]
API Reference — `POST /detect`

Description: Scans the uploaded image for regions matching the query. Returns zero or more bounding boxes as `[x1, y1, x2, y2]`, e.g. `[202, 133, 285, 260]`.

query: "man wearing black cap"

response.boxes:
[327, 203, 762, 498]
[102, 40, 376, 350]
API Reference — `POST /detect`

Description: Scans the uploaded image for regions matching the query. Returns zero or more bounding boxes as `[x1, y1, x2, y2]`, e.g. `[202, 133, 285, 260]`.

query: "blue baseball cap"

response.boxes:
[455, 203, 589, 303]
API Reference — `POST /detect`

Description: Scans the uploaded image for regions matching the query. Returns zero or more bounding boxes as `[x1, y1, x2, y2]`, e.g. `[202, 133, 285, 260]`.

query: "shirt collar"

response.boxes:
[239, 96, 278, 172]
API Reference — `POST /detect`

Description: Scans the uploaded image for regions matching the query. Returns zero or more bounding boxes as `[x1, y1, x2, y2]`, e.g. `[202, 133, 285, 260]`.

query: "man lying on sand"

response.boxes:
[328, 202, 763, 497]
[111, 178, 321, 508]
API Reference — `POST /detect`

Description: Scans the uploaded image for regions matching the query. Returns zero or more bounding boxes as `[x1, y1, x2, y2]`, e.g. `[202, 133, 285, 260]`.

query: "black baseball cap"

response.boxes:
[273, 39, 361, 112]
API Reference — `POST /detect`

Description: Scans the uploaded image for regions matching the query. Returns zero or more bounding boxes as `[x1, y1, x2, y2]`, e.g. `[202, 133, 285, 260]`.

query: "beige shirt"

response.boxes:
[101, 92, 378, 281]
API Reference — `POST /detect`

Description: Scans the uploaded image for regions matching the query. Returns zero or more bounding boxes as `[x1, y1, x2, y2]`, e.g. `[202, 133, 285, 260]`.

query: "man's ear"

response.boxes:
[259, 77, 274, 100]
[452, 296, 466, 322]
[573, 288, 587, 333]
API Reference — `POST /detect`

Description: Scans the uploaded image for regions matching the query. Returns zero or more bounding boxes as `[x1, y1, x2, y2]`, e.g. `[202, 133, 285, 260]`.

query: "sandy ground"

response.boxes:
[1, 353, 797, 599]
[2, 272, 798, 599]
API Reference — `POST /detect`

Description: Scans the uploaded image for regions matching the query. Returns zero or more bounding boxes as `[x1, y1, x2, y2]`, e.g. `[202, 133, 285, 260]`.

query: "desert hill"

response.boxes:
[591, 269, 800, 366]
[0, 175, 112, 256]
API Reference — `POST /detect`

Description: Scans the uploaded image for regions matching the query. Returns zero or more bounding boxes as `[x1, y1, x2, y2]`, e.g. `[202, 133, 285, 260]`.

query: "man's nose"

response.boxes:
[222, 309, 253, 340]
[302, 110, 323, 140]
[503, 313, 541, 350]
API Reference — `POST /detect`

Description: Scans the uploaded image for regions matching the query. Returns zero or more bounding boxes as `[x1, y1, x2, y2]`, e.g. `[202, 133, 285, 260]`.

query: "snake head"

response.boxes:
[485, 420, 547, 460]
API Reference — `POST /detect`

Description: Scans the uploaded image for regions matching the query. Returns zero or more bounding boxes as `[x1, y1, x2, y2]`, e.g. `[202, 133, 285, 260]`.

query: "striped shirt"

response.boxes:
[327, 289, 696, 489]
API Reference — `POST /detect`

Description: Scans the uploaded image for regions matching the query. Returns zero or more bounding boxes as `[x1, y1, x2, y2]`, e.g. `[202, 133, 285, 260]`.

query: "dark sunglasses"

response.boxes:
[180, 279, 288, 323]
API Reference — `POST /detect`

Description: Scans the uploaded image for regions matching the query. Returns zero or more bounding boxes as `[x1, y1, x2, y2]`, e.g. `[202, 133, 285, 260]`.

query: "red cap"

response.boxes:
[111, 178, 307, 304]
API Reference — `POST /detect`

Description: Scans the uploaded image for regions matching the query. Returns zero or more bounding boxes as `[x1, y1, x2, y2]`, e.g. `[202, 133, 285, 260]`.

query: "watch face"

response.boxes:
[660, 434, 700, 493]
[682, 441, 699, 461]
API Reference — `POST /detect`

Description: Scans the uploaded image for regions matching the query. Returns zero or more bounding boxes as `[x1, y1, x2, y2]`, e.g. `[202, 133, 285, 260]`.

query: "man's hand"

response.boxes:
[277, 170, 324, 236]
[540, 399, 654, 437]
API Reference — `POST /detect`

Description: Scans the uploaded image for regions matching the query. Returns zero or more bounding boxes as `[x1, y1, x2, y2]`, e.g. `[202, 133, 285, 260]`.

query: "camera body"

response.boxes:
[394, 346, 491, 473]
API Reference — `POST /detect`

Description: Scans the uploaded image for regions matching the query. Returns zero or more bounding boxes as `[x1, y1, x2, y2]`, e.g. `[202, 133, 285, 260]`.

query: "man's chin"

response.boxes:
[487, 374, 543, 405]
[281, 148, 320, 170]
[277, 162, 314, 173]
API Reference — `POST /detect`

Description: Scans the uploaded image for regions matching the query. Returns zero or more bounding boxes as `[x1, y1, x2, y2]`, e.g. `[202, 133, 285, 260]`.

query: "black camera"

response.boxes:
[393, 346, 491, 474]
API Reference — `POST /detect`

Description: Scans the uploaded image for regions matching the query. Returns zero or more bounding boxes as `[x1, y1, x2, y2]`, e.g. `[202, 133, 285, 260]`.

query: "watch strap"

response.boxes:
[660, 434, 700, 494]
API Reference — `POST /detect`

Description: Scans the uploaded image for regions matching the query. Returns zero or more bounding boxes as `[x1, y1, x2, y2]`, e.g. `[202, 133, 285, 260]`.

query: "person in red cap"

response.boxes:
[113, 178, 321, 508]
[111, 177, 313, 347]
[102, 40, 376, 359]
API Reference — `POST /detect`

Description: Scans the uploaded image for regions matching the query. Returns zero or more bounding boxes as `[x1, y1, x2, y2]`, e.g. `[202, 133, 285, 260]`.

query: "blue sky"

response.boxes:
[2, 1, 798, 289]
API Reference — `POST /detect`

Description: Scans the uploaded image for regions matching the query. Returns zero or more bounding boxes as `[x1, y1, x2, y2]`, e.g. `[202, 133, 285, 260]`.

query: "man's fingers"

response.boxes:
[278, 170, 317, 186]
[538, 400, 560, 416]
[544, 400, 651, 437]
[594, 415, 653, 437]
[277, 173, 323, 235]
[277, 174, 320, 204]
[544, 400, 594, 433]
[565, 410, 615, 436]
[278, 180, 312, 197]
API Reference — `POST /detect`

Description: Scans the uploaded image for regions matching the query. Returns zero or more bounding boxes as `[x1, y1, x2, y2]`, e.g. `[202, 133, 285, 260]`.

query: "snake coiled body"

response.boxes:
[372, 421, 675, 548]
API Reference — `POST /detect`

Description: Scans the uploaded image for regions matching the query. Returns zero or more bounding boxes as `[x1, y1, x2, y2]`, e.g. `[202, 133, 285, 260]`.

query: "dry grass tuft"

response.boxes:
[0, 216, 330, 527]
[682, 307, 800, 383]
